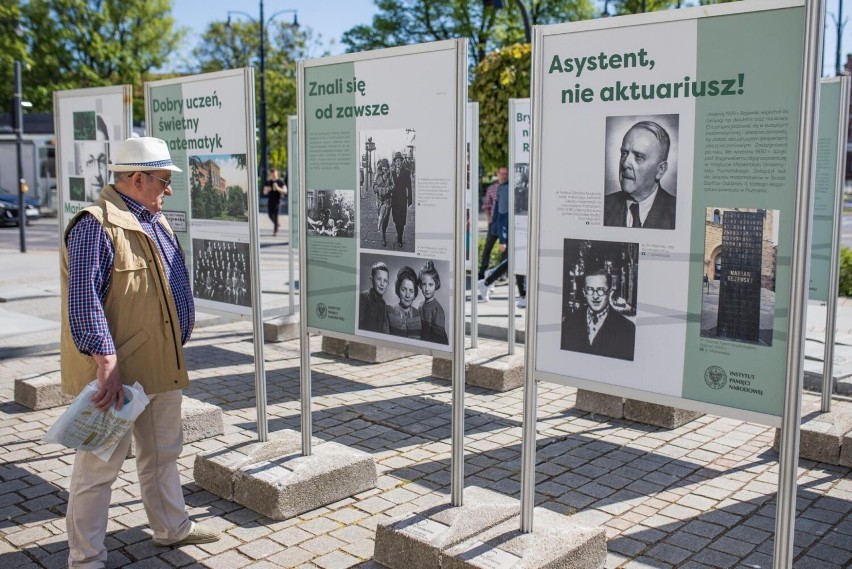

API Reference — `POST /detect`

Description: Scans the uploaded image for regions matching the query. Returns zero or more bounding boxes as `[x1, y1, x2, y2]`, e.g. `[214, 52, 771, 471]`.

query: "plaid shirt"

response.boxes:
[67, 192, 195, 355]
[482, 182, 499, 218]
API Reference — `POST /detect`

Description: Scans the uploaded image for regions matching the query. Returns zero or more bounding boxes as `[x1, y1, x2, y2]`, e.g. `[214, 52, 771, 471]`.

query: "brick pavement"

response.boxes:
[1, 319, 851, 568]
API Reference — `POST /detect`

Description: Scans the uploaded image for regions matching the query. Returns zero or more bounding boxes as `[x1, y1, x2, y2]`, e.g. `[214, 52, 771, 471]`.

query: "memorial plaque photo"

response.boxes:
[700, 208, 778, 346]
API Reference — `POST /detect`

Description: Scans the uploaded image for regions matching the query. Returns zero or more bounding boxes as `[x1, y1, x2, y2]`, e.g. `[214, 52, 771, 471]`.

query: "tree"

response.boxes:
[2, 0, 184, 118]
[342, 0, 594, 67]
[469, 43, 531, 175]
[191, 19, 314, 172]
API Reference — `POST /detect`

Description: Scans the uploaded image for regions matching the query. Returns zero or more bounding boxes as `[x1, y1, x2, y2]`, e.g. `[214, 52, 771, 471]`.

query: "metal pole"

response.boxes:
[470, 102, 479, 349]
[451, 39, 469, 507]
[297, 62, 312, 456]
[244, 68, 268, 443]
[835, 0, 843, 76]
[775, 0, 824, 566]
[513, 0, 531, 43]
[14, 61, 26, 253]
[507, 101, 517, 356]
[520, 25, 543, 533]
[821, 76, 851, 412]
[259, 0, 268, 182]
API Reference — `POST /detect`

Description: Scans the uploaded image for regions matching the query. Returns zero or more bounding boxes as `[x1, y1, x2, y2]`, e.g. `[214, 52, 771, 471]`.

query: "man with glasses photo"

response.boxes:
[560, 268, 636, 361]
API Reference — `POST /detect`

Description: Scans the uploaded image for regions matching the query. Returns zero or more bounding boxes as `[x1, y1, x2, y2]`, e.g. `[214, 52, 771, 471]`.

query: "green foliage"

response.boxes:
[470, 43, 531, 175]
[191, 19, 316, 172]
[478, 235, 505, 269]
[2, 0, 183, 118]
[840, 246, 852, 297]
[342, 0, 594, 67]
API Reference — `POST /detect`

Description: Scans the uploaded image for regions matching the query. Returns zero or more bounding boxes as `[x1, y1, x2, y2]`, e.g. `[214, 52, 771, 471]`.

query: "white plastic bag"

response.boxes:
[43, 380, 149, 461]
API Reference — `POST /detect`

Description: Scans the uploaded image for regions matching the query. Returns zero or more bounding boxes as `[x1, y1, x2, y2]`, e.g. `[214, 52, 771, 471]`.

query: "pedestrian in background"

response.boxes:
[263, 167, 288, 236]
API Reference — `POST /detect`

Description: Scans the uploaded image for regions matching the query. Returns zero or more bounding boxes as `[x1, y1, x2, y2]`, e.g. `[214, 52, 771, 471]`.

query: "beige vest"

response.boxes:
[60, 185, 190, 396]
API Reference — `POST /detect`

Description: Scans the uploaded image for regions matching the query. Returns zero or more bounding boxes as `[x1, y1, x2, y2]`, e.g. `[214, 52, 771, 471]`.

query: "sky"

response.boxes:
[166, 0, 378, 70]
[168, 0, 850, 77]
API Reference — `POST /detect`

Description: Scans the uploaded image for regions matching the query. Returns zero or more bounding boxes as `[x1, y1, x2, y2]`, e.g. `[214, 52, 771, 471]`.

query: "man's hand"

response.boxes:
[91, 354, 123, 412]
[499, 243, 507, 253]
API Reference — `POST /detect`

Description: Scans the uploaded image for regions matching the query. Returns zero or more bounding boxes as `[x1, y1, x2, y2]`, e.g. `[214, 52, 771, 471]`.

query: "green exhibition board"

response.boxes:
[304, 63, 358, 333]
[808, 81, 844, 302]
[533, 3, 807, 422]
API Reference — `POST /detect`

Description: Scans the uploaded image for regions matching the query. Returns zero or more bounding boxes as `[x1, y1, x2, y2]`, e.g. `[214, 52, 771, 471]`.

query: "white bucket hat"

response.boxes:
[108, 137, 182, 172]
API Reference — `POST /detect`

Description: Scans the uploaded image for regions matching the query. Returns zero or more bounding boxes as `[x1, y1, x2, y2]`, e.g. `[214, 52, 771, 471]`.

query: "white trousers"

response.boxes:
[67, 389, 192, 568]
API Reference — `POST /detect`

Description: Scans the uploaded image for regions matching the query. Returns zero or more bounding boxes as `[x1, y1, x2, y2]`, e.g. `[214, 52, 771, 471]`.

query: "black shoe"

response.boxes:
[382, 234, 387, 246]
[398, 237, 404, 247]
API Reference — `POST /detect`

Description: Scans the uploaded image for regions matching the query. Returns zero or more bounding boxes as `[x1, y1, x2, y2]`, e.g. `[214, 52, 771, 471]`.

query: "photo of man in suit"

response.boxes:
[561, 269, 636, 361]
[604, 119, 676, 230]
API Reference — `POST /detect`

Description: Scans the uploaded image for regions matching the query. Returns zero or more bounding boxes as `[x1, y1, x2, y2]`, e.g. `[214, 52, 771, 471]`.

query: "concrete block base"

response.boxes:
[574, 391, 703, 428]
[574, 390, 624, 419]
[320, 336, 348, 357]
[445, 508, 606, 569]
[263, 315, 300, 343]
[624, 399, 703, 429]
[129, 397, 224, 458]
[374, 486, 605, 569]
[431, 343, 524, 392]
[194, 429, 377, 520]
[348, 341, 410, 363]
[840, 431, 852, 468]
[320, 336, 410, 363]
[14, 372, 75, 410]
[773, 404, 852, 465]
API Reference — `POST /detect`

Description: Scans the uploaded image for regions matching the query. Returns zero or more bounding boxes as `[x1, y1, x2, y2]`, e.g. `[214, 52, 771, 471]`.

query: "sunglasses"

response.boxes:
[141, 172, 172, 187]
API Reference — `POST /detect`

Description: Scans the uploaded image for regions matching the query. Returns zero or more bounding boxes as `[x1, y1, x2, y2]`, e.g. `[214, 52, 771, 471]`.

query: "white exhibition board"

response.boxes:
[300, 40, 467, 356]
[509, 98, 530, 275]
[53, 85, 132, 231]
[530, 0, 810, 427]
[146, 68, 259, 318]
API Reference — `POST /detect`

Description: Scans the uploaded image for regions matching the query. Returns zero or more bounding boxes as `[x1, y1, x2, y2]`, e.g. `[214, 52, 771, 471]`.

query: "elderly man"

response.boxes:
[560, 269, 635, 361]
[61, 137, 220, 568]
[604, 120, 676, 230]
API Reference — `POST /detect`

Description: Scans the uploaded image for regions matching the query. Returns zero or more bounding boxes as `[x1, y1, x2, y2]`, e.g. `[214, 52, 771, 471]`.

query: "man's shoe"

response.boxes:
[163, 524, 221, 547]
[477, 279, 490, 303]
[516, 296, 527, 309]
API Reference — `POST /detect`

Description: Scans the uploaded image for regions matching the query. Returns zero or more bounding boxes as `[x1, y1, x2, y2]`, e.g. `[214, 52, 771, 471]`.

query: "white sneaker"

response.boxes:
[477, 279, 490, 303]
[483, 270, 496, 290]
[516, 296, 527, 309]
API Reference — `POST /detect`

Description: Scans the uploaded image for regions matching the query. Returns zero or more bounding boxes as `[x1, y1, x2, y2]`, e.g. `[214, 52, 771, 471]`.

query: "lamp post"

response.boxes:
[227, 1, 298, 182]
[483, 0, 531, 43]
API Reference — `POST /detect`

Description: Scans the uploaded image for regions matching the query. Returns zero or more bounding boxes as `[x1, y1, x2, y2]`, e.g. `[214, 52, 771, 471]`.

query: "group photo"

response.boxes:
[305, 189, 355, 237]
[357, 128, 417, 252]
[357, 252, 450, 345]
[192, 238, 252, 307]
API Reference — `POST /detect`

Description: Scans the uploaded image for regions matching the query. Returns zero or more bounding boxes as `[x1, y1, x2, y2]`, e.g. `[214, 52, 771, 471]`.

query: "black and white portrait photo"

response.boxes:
[514, 162, 529, 215]
[306, 189, 355, 238]
[357, 252, 449, 345]
[358, 129, 416, 252]
[192, 238, 251, 307]
[603, 114, 679, 230]
[560, 239, 639, 361]
[72, 112, 111, 202]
